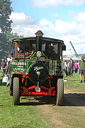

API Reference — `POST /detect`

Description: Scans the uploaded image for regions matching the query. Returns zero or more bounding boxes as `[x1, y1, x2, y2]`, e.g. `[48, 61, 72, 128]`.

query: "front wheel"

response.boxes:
[56, 79, 64, 106]
[13, 77, 20, 105]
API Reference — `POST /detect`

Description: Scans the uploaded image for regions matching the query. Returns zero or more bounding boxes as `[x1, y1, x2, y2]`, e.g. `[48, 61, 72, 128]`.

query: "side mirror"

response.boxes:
[62, 44, 66, 51]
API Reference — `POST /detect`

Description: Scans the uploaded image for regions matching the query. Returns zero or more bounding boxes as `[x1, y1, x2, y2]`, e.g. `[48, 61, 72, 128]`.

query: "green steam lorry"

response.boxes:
[10, 30, 66, 105]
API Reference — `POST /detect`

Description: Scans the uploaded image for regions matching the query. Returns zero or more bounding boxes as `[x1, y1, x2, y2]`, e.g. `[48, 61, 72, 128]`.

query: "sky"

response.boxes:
[10, 0, 85, 57]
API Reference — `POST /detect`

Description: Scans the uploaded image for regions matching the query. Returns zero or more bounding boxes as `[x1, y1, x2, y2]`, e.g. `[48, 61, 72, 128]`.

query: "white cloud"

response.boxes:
[11, 24, 37, 37]
[56, 20, 85, 37]
[63, 0, 85, 6]
[10, 12, 35, 25]
[10, 12, 36, 36]
[31, 0, 85, 8]
[10, 12, 85, 56]
[39, 19, 54, 28]
[69, 11, 85, 23]
[73, 12, 85, 23]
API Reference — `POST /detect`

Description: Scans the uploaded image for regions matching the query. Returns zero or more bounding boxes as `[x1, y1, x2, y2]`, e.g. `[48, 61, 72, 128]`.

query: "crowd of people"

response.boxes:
[64, 58, 78, 77]
[1, 59, 7, 77]
[0, 58, 12, 86]
[64, 57, 85, 83]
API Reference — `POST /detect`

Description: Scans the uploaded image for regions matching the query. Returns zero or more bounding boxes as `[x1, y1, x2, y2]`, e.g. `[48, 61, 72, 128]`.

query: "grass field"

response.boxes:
[64, 72, 85, 92]
[0, 71, 85, 128]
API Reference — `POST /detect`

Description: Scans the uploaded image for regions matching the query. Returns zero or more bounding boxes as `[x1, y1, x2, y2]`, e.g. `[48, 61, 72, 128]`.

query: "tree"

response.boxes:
[0, 0, 12, 60]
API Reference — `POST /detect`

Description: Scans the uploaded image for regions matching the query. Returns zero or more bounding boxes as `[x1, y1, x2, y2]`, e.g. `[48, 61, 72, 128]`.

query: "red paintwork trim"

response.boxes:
[20, 85, 56, 96]
[27, 85, 49, 91]
[20, 73, 56, 96]
[28, 85, 36, 90]
[20, 72, 30, 79]
[20, 91, 56, 96]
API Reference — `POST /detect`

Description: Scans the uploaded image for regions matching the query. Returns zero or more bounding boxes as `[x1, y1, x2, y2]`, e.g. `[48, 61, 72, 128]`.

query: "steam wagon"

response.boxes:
[10, 30, 66, 105]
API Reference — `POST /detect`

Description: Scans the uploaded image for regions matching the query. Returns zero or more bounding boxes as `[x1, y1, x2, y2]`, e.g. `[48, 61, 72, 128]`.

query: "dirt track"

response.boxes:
[21, 89, 85, 128]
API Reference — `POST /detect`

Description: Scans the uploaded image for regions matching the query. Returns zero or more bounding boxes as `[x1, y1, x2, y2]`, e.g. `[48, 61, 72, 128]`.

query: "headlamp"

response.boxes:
[35, 86, 41, 92]
[37, 51, 41, 57]
[23, 70, 28, 75]
[49, 70, 54, 75]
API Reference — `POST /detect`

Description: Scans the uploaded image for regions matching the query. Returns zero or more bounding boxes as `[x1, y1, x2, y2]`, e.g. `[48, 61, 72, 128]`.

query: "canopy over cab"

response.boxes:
[12, 30, 66, 60]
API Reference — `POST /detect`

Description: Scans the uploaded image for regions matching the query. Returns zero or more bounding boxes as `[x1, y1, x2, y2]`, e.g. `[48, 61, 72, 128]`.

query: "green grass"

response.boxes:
[0, 86, 51, 128]
[64, 72, 85, 92]
[0, 71, 52, 128]
[0, 71, 85, 128]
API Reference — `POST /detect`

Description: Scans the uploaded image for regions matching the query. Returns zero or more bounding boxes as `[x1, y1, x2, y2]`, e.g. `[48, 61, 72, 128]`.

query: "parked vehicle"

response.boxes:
[10, 30, 66, 105]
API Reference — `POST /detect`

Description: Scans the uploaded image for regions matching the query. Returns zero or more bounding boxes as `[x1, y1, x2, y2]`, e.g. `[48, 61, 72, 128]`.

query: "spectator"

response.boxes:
[6, 60, 12, 87]
[1, 59, 6, 77]
[68, 58, 74, 76]
[79, 57, 85, 83]
[65, 62, 69, 77]
[74, 62, 79, 73]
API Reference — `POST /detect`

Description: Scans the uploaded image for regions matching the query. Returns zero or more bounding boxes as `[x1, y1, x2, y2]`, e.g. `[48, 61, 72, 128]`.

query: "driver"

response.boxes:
[17, 45, 23, 53]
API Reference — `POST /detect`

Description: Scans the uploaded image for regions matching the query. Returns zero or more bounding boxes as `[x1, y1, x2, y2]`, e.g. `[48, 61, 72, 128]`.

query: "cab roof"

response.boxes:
[12, 37, 64, 43]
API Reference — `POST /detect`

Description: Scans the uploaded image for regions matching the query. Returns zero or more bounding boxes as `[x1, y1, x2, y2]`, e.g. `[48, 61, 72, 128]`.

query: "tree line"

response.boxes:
[0, 0, 23, 62]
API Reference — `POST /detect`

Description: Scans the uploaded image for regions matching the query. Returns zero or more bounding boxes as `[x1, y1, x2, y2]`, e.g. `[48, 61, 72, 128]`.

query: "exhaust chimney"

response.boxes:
[35, 30, 43, 51]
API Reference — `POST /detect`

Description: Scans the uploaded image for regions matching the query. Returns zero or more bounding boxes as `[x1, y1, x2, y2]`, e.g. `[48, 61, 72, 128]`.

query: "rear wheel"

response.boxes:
[13, 77, 20, 105]
[56, 78, 64, 106]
